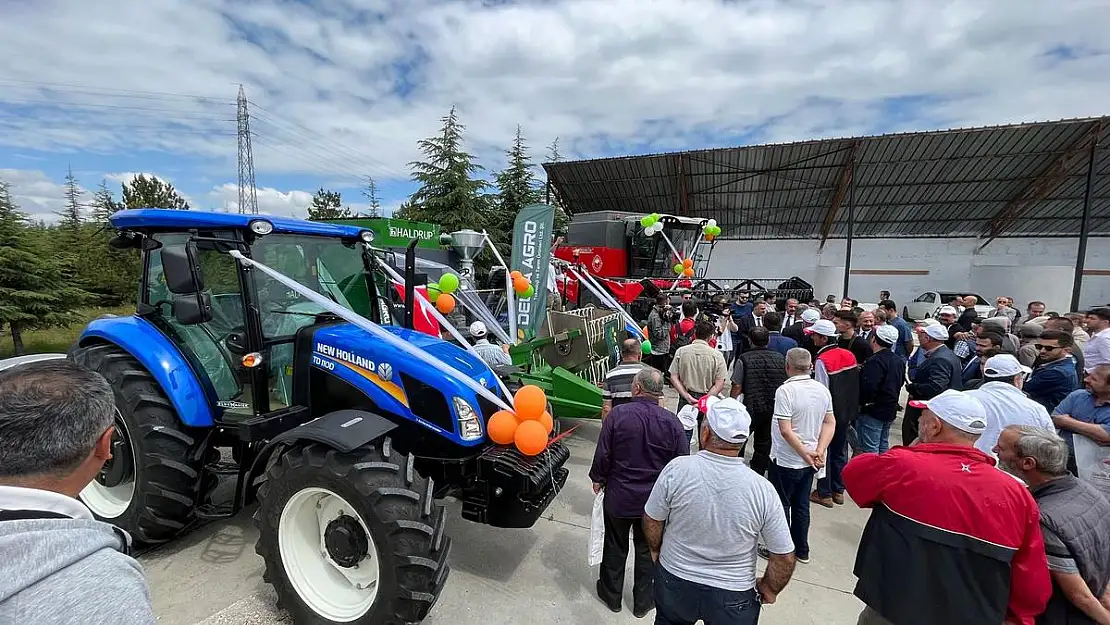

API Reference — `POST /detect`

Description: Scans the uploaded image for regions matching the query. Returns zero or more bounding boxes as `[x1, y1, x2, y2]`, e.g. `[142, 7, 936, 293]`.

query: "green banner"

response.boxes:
[510, 204, 556, 341]
[329, 217, 441, 249]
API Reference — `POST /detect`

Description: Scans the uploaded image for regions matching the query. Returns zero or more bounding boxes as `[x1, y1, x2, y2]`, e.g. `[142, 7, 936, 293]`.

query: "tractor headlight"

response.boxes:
[359, 230, 375, 244]
[249, 219, 274, 235]
[452, 397, 483, 441]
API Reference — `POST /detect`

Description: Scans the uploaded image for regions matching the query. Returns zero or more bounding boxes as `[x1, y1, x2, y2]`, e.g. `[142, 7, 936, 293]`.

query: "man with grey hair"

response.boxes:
[590, 366, 688, 617]
[995, 425, 1110, 625]
[0, 360, 155, 624]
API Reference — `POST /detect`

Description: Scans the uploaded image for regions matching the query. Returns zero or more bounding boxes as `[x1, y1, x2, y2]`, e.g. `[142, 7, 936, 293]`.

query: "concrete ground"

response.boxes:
[144, 393, 896, 624]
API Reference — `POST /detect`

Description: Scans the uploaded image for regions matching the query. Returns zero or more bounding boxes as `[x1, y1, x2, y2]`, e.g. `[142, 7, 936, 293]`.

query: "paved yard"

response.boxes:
[143, 401, 889, 624]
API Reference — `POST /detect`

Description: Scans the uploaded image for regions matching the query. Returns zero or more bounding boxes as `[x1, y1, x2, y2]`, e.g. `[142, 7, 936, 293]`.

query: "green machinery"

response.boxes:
[507, 306, 623, 419]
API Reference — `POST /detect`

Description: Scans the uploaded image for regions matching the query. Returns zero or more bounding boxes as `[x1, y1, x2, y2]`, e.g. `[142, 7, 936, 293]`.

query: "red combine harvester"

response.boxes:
[554, 211, 713, 306]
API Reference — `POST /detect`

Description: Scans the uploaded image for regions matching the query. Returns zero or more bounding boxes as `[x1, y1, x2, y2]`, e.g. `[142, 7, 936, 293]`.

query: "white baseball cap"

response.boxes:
[909, 389, 988, 435]
[801, 309, 821, 324]
[874, 324, 900, 346]
[804, 319, 839, 337]
[982, 354, 1031, 378]
[704, 397, 751, 443]
[938, 306, 959, 316]
[919, 318, 942, 327]
[919, 323, 950, 341]
[469, 321, 488, 338]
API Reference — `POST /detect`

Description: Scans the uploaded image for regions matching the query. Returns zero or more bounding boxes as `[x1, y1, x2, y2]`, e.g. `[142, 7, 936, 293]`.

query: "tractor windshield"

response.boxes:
[251, 234, 376, 338]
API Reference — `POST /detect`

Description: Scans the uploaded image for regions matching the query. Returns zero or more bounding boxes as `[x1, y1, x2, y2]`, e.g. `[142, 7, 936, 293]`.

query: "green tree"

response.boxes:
[122, 174, 189, 209]
[362, 176, 382, 218]
[544, 137, 570, 237]
[90, 179, 123, 223]
[0, 182, 90, 355]
[396, 106, 490, 234]
[307, 188, 351, 220]
[58, 165, 83, 243]
[489, 126, 543, 247]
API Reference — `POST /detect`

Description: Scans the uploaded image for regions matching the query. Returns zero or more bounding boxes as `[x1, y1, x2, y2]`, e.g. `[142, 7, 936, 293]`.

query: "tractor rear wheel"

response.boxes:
[255, 439, 451, 624]
[70, 343, 213, 544]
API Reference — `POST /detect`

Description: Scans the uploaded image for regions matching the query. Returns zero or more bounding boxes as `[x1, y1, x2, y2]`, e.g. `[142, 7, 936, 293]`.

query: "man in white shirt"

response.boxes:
[1082, 307, 1110, 373]
[967, 354, 1054, 459]
[765, 348, 835, 564]
[644, 397, 796, 624]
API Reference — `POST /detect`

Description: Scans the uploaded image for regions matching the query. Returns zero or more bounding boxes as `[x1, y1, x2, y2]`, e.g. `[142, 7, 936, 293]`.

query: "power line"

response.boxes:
[251, 134, 366, 181]
[0, 78, 236, 104]
[248, 119, 376, 178]
[247, 100, 396, 174]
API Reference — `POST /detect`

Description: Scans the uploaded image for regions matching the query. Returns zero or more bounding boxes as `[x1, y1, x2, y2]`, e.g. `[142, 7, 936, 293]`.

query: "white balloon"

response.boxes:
[707, 219, 717, 227]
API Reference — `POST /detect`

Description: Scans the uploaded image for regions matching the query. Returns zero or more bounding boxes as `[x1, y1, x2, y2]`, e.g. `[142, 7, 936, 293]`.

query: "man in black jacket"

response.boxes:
[903, 323, 963, 445]
[856, 326, 906, 454]
[834, 310, 872, 364]
[731, 327, 787, 475]
[784, 308, 818, 348]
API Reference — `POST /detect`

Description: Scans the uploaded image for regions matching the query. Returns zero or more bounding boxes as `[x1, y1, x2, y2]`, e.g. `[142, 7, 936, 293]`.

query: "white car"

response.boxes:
[903, 291, 990, 322]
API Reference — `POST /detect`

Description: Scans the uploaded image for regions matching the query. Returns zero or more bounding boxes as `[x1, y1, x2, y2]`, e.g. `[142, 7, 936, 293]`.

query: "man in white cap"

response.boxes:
[844, 390, 1051, 625]
[857, 325, 907, 454]
[783, 308, 819, 346]
[468, 321, 511, 369]
[644, 397, 797, 624]
[804, 319, 859, 508]
[967, 354, 1053, 459]
[903, 321, 963, 445]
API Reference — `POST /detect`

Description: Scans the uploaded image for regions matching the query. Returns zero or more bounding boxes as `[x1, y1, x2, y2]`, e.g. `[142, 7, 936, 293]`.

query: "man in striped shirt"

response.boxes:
[469, 321, 511, 369]
[602, 339, 648, 419]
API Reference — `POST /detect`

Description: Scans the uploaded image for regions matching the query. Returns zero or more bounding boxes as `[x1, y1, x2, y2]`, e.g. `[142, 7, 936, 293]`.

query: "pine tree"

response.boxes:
[57, 165, 83, 243]
[547, 137, 561, 163]
[543, 137, 570, 237]
[307, 188, 351, 220]
[490, 126, 543, 246]
[362, 176, 382, 218]
[0, 182, 90, 355]
[396, 106, 490, 234]
[122, 174, 189, 209]
[90, 179, 123, 223]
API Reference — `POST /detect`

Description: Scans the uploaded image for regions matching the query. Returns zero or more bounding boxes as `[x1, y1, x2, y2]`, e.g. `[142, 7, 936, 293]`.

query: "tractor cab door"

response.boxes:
[145, 233, 255, 418]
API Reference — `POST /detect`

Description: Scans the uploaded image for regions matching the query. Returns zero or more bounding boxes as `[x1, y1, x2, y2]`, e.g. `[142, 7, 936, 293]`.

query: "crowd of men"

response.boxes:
[593, 289, 1110, 624]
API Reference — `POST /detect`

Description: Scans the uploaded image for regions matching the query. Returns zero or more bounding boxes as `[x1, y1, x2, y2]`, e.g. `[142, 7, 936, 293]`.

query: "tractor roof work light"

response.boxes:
[359, 230, 375, 244]
[249, 219, 274, 236]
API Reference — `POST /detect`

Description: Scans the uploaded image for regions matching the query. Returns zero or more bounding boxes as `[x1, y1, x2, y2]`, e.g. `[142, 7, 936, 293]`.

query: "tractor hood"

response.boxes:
[310, 323, 498, 391]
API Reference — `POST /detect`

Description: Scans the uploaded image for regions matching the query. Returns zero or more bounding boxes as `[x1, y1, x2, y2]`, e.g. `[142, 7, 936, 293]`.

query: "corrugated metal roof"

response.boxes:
[543, 117, 1110, 240]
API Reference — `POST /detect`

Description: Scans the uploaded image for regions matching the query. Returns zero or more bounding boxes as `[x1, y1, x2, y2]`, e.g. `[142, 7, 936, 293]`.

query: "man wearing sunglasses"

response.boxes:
[1024, 330, 1081, 413]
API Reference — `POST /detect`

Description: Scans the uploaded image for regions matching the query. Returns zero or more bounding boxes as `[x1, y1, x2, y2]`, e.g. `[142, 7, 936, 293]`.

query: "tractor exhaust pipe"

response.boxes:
[403, 238, 426, 330]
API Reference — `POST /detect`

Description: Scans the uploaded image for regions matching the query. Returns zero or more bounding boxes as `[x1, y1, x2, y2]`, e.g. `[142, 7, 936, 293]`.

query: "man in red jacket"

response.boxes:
[843, 389, 1051, 625]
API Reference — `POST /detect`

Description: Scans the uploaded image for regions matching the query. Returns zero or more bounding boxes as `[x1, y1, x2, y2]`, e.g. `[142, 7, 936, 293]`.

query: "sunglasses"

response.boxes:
[1034, 344, 1061, 351]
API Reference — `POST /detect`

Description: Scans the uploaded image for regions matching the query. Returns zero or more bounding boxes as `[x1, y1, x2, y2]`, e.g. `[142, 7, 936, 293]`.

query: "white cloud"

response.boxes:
[206, 183, 315, 218]
[0, 0, 1107, 196]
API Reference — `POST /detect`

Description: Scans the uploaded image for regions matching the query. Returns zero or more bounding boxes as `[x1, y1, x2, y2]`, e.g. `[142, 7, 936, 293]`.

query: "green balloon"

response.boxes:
[439, 273, 460, 294]
[522, 284, 535, 298]
[427, 283, 441, 302]
[712, 225, 722, 236]
[673, 263, 684, 275]
[641, 339, 652, 355]
[640, 216, 653, 227]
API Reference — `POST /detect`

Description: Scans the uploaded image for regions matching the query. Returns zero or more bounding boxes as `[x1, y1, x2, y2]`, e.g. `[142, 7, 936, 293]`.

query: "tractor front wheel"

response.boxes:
[254, 439, 451, 624]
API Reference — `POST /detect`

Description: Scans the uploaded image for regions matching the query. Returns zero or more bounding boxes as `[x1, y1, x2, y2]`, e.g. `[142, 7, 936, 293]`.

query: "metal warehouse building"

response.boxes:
[543, 117, 1109, 311]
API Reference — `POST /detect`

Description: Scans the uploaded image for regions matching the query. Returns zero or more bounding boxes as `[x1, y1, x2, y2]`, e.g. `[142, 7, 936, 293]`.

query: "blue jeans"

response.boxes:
[816, 423, 849, 498]
[767, 462, 815, 560]
[854, 414, 891, 454]
[654, 566, 761, 625]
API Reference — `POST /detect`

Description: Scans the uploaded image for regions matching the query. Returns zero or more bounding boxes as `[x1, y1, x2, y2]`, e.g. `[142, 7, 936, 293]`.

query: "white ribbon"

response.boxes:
[481, 230, 518, 343]
[229, 250, 513, 412]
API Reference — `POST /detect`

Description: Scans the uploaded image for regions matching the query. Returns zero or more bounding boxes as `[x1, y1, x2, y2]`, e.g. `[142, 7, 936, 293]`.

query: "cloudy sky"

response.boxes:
[0, 0, 1107, 222]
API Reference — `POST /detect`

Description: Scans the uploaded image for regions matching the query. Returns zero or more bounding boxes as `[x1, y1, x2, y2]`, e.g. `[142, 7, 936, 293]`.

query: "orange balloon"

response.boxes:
[683, 267, 694, 277]
[514, 419, 548, 456]
[513, 276, 529, 293]
[705, 234, 715, 242]
[538, 411, 553, 434]
[435, 293, 456, 314]
[487, 410, 519, 445]
[682, 258, 693, 268]
[510, 270, 523, 280]
[514, 384, 547, 421]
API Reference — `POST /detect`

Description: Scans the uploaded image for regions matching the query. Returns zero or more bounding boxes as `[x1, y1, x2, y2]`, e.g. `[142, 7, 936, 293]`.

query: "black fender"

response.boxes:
[241, 409, 397, 505]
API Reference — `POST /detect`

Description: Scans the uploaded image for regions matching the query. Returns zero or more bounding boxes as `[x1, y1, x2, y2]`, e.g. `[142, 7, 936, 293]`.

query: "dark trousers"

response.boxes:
[649, 353, 672, 377]
[654, 566, 761, 625]
[739, 409, 773, 475]
[767, 462, 816, 559]
[816, 422, 849, 497]
[598, 514, 654, 613]
[902, 405, 921, 446]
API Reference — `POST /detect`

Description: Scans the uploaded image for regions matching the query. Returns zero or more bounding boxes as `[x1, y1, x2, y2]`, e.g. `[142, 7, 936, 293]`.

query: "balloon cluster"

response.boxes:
[486, 385, 554, 456]
[640, 325, 652, 355]
[672, 257, 695, 277]
[703, 219, 722, 241]
[509, 270, 535, 299]
[639, 213, 665, 236]
[426, 272, 461, 314]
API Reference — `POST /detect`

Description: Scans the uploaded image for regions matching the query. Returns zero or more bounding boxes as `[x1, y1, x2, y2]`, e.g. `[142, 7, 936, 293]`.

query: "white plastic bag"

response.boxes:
[588, 490, 605, 566]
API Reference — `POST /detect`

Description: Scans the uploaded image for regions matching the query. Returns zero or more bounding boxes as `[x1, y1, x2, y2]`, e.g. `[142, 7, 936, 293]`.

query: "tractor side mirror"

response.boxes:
[170, 292, 213, 326]
[162, 243, 205, 295]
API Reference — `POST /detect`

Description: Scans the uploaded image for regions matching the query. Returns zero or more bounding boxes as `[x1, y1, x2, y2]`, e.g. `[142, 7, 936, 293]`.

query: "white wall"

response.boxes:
[706, 237, 1110, 312]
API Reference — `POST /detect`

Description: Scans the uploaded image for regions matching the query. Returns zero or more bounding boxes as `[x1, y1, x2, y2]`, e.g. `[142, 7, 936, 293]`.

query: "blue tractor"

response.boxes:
[61, 209, 569, 624]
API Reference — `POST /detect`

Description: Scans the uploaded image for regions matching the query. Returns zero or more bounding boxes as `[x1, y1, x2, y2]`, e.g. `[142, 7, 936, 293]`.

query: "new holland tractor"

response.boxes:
[23, 209, 570, 624]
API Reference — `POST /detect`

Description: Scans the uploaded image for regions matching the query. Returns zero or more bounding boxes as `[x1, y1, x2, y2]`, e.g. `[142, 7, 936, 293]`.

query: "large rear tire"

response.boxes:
[255, 439, 451, 624]
[70, 343, 213, 544]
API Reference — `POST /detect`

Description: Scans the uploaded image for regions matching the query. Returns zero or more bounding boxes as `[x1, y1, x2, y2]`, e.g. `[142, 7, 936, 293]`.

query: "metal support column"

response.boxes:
[842, 158, 856, 299]
[545, 181, 551, 205]
[1070, 130, 1100, 312]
